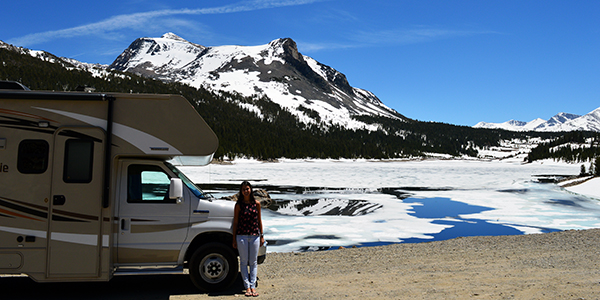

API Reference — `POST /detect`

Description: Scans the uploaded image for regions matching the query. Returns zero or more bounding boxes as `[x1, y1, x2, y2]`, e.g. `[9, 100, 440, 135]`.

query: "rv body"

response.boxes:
[0, 87, 257, 291]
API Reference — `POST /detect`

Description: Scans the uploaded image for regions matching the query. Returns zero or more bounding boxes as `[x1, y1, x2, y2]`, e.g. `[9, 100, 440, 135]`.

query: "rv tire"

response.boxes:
[189, 242, 238, 292]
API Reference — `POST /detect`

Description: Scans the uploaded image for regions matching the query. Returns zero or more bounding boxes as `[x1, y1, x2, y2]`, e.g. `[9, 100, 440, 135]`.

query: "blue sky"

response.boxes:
[2, 0, 599, 126]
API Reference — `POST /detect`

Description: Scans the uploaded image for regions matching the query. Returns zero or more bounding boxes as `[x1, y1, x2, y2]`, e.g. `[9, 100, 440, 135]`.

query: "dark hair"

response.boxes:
[237, 181, 255, 204]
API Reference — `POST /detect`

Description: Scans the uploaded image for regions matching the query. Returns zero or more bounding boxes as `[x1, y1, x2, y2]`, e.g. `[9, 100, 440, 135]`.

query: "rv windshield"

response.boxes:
[164, 162, 209, 199]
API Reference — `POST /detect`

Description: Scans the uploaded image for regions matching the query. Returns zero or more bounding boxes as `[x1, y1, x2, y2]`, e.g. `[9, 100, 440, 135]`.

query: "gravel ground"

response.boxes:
[248, 229, 600, 300]
[3, 229, 600, 299]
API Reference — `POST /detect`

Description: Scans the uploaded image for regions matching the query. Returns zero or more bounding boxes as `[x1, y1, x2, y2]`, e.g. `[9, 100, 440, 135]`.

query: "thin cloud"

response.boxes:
[354, 26, 502, 45]
[8, 0, 324, 46]
[298, 41, 358, 52]
[301, 26, 502, 52]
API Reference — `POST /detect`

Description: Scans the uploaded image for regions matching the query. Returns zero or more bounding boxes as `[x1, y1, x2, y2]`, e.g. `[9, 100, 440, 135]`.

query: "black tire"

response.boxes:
[188, 242, 238, 292]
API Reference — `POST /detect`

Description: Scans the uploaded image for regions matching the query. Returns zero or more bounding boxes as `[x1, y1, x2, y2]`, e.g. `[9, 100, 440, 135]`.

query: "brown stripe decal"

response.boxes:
[52, 208, 98, 221]
[0, 108, 57, 122]
[0, 198, 47, 220]
[0, 207, 43, 221]
[0, 197, 97, 223]
[131, 222, 190, 234]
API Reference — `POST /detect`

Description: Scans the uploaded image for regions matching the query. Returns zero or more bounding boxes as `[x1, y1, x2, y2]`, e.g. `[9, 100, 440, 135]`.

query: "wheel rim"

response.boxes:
[199, 253, 229, 284]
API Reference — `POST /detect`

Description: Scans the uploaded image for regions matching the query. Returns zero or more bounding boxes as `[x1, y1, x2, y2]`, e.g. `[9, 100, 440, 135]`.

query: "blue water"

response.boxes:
[315, 196, 561, 250]
[205, 182, 597, 252]
[400, 197, 559, 244]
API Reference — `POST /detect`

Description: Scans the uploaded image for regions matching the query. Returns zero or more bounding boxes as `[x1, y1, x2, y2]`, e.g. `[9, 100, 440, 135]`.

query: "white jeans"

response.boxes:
[236, 235, 260, 289]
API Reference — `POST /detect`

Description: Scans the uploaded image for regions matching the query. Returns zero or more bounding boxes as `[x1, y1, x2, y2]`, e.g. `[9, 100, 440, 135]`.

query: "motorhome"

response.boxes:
[0, 83, 264, 291]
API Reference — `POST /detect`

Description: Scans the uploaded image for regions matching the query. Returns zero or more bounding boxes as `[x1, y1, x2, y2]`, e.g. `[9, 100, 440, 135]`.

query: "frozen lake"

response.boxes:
[179, 159, 600, 252]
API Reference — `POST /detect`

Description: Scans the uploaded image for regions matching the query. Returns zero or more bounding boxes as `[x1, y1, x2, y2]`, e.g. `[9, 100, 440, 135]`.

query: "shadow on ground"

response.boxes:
[0, 273, 248, 300]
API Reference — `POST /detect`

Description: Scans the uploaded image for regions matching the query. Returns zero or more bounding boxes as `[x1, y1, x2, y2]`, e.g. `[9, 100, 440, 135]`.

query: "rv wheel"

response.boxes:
[189, 242, 238, 292]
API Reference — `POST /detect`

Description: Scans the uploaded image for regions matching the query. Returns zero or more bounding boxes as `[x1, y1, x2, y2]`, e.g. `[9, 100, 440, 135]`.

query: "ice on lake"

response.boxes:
[179, 159, 600, 252]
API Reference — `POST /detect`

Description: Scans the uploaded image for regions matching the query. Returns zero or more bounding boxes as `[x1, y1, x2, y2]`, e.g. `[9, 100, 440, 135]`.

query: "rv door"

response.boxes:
[115, 159, 189, 265]
[47, 127, 105, 278]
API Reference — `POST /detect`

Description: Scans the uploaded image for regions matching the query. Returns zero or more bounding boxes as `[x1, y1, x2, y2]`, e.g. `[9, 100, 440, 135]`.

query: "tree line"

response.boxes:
[526, 131, 600, 164]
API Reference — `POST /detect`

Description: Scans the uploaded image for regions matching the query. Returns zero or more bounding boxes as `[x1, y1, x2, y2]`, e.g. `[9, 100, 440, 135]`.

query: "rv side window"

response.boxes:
[127, 164, 175, 203]
[63, 139, 94, 183]
[17, 140, 49, 174]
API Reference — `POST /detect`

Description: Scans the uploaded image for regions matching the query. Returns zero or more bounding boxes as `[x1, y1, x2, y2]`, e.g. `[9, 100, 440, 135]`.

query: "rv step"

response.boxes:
[114, 266, 185, 276]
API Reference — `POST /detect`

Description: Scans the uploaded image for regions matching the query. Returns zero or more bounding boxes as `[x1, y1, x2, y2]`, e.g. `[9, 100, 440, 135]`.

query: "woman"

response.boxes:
[232, 181, 265, 297]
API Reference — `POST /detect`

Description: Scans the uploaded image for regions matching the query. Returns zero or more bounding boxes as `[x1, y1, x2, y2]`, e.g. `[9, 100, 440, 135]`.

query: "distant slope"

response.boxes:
[474, 119, 546, 131]
[474, 110, 600, 132]
[526, 131, 600, 163]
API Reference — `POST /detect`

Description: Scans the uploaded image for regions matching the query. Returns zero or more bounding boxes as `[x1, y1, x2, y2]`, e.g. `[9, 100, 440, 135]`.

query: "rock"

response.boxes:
[221, 189, 273, 207]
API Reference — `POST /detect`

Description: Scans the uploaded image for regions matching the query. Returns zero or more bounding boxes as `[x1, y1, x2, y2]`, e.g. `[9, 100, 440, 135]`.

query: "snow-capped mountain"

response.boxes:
[474, 118, 546, 131]
[474, 109, 600, 132]
[1, 40, 68, 66]
[533, 112, 582, 131]
[562, 108, 600, 132]
[0, 40, 115, 79]
[109, 33, 407, 130]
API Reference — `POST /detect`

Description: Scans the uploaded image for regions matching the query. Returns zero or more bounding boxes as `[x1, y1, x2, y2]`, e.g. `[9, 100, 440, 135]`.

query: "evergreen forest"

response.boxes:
[526, 131, 600, 164]
[1, 47, 597, 161]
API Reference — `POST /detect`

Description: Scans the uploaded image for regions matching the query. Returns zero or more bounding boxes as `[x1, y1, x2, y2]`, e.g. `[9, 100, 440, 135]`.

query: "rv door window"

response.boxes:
[127, 164, 176, 203]
[17, 139, 49, 174]
[63, 139, 94, 183]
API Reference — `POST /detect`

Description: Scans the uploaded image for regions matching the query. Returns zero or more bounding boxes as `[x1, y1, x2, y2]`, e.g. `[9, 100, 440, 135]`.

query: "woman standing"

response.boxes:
[232, 181, 264, 297]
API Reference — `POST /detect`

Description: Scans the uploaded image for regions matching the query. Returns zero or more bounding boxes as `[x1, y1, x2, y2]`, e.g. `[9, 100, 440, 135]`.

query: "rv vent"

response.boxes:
[0, 81, 30, 90]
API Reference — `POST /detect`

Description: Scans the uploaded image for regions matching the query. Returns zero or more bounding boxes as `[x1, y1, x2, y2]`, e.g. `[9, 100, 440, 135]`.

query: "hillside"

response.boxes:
[526, 131, 600, 164]
[0, 41, 568, 160]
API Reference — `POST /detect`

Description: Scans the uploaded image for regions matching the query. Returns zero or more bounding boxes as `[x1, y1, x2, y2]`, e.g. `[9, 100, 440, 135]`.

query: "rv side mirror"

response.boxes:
[169, 178, 184, 204]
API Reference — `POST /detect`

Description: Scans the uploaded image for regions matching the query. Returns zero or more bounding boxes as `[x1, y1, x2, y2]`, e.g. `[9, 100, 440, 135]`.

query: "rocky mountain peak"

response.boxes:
[270, 38, 301, 61]
[507, 120, 527, 127]
[161, 32, 187, 42]
[107, 33, 406, 129]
